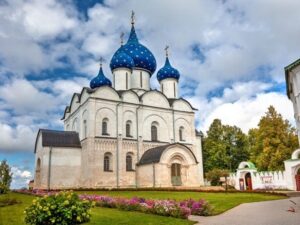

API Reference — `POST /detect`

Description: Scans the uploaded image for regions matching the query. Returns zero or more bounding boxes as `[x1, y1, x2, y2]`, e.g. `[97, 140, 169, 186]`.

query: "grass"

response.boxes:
[76, 190, 286, 215]
[0, 192, 194, 225]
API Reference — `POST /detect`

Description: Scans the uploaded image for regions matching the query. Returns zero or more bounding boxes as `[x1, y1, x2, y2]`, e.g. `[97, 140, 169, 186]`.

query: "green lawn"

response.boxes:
[76, 190, 286, 214]
[0, 192, 194, 225]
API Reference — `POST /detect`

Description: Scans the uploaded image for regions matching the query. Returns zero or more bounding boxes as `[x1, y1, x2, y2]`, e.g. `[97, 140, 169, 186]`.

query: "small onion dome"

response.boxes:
[121, 26, 157, 75]
[90, 65, 112, 89]
[157, 57, 180, 82]
[110, 47, 134, 71]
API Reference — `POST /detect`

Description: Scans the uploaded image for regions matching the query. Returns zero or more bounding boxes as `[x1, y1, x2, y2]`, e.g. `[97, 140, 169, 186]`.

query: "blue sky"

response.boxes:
[0, 0, 300, 188]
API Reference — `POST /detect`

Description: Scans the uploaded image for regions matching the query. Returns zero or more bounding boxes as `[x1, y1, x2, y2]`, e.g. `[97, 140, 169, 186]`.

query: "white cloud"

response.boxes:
[11, 166, 33, 189]
[0, 79, 57, 114]
[0, 123, 36, 152]
[0, 0, 298, 154]
[188, 81, 294, 133]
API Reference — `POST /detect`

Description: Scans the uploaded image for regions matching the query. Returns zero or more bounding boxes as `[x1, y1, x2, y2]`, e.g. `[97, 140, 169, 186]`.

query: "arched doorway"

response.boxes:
[35, 158, 41, 187]
[245, 172, 252, 190]
[296, 168, 300, 191]
[171, 163, 182, 186]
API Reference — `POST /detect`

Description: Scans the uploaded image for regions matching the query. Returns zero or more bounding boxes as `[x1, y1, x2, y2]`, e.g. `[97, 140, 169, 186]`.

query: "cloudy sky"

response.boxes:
[0, 0, 299, 188]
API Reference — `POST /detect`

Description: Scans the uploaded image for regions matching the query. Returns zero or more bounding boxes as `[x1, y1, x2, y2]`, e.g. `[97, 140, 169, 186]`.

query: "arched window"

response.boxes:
[126, 153, 133, 171]
[83, 120, 87, 138]
[72, 118, 78, 132]
[179, 126, 184, 141]
[126, 121, 132, 137]
[102, 118, 109, 135]
[151, 122, 158, 141]
[104, 153, 112, 171]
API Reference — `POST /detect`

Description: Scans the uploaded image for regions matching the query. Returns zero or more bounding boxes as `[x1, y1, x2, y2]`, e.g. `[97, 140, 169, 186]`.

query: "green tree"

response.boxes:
[203, 119, 249, 173]
[249, 105, 298, 171]
[0, 160, 12, 194]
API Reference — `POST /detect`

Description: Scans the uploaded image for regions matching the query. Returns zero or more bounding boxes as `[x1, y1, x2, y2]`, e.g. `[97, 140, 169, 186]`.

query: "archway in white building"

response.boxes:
[171, 163, 182, 186]
[245, 172, 252, 190]
[296, 167, 300, 191]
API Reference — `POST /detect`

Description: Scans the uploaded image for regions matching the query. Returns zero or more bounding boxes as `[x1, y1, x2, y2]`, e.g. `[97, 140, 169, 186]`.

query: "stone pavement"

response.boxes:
[189, 197, 300, 225]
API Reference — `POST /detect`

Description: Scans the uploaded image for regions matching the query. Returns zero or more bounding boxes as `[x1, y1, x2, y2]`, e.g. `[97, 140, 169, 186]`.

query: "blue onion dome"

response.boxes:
[157, 56, 180, 82]
[121, 25, 157, 75]
[110, 46, 135, 71]
[90, 63, 112, 89]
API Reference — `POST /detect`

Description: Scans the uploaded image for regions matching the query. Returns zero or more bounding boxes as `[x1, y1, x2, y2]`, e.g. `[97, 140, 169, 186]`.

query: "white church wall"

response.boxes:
[120, 91, 140, 104]
[122, 108, 137, 139]
[92, 86, 120, 101]
[174, 116, 194, 143]
[173, 100, 194, 112]
[137, 164, 155, 187]
[80, 88, 90, 103]
[195, 135, 205, 185]
[113, 68, 132, 90]
[70, 94, 80, 114]
[47, 147, 81, 189]
[58, 82, 204, 189]
[95, 104, 117, 138]
[119, 140, 138, 187]
[141, 91, 170, 109]
[160, 78, 178, 99]
[142, 112, 171, 142]
[284, 159, 300, 190]
[131, 69, 150, 90]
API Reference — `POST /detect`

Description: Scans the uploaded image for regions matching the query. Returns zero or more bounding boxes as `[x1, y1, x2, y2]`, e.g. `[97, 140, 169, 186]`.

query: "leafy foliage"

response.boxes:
[249, 106, 298, 171]
[203, 119, 249, 172]
[205, 169, 229, 186]
[24, 191, 94, 225]
[0, 160, 13, 194]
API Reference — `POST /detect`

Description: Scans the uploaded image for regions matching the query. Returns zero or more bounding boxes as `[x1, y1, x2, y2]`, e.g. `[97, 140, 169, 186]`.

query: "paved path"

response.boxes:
[189, 197, 300, 225]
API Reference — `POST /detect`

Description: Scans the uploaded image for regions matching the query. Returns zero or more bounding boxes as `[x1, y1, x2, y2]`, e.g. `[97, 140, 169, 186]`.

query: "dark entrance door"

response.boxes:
[245, 172, 252, 190]
[296, 168, 300, 191]
[171, 163, 182, 186]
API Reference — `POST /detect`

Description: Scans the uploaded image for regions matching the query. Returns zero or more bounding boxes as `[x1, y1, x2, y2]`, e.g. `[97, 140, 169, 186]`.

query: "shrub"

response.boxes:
[0, 198, 21, 207]
[0, 160, 12, 194]
[206, 169, 229, 186]
[24, 191, 94, 225]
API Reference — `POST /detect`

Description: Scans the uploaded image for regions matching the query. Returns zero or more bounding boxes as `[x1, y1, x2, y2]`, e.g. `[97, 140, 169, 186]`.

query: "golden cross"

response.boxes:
[120, 32, 125, 45]
[165, 45, 169, 57]
[99, 57, 103, 67]
[131, 10, 135, 25]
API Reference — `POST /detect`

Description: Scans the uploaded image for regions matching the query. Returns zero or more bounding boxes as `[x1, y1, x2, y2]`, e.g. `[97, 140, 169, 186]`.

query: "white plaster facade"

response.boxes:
[33, 18, 204, 189]
[229, 149, 300, 191]
[34, 85, 204, 189]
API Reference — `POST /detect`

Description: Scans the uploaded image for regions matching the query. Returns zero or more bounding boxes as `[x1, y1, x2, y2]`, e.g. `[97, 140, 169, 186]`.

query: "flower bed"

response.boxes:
[79, 194, 212, 218]
[14, 190, 213, 219]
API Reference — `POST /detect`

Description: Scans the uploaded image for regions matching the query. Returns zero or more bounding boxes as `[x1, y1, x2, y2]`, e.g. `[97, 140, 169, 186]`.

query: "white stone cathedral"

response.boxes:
[33, 14, 204, 189]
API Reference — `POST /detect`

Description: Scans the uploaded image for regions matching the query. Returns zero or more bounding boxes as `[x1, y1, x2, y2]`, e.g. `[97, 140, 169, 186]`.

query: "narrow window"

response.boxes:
[102, 118, 108, 135]
[126, 154, 133, 171]
[162, 83, 164, 93]
[151, 125, 158, 141]
[126, 72, 128, 89]
[126, 121, 132, 137]
[104, 155, 110, 171]
[83, 120, 87, 138]
[140, 71, 143, 88]
[179, 126, 184, 141]
[113, 73, 115, 87]
[174, 82, 176, 97]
